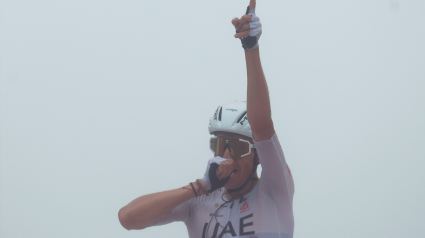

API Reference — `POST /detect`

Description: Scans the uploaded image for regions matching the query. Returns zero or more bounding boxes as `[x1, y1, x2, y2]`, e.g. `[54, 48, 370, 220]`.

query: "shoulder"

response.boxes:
[191, 188, 225, 207]
[253, 131, 280, 150]
[251, 120, 275, 142]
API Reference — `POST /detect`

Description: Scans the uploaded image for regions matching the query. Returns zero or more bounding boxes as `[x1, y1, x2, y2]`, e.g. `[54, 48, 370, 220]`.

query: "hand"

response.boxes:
[216, 159, 236, 180]
[231, 0, 256, 38]
[201, 156, 235, 193]
[231, 0, 262, 50]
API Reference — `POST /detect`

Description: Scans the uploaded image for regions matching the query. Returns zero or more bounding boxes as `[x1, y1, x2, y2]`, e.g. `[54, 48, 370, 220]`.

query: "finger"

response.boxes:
[235, 30, 250, 39]
[222, 166, 231, 178]
[218, 164, 230, 179]
[238, 15, 253, 28]
[233, 15, 252, 32]
[238, 23, 250, 33]
[225, 161, 235, 175]
[217, 162, 231, 179]
[216, 171, 222, 180]
[219, 162, 233, 179]
[216, 167, 223, 179]
[231, 18, 239, 27]
[249, 0, 256, 10]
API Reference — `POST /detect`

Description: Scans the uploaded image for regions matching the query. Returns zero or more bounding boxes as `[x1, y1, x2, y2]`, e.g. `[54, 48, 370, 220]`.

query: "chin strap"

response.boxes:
[227, 149, 259, 194]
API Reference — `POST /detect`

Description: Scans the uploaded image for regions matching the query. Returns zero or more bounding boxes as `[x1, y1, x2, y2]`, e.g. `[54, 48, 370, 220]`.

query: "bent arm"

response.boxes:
[118, 182, 207, 230]
[245, 47, 275, 141]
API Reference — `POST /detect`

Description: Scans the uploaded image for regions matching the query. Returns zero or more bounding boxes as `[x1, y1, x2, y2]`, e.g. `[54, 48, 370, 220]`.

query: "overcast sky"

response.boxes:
[1, 0, 424, 237]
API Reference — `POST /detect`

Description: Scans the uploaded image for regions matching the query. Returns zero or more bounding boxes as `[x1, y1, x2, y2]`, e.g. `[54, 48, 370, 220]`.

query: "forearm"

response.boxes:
[118, 182, 207, 230]
[245, 47, 274, 133]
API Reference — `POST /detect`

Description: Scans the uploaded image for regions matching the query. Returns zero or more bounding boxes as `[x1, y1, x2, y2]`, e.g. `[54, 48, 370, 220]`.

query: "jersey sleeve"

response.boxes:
[148, 198, 193, 227]
[254, 133, 295, 200]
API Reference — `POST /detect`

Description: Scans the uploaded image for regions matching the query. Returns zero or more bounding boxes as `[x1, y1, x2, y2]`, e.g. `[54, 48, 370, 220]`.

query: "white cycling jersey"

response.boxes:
[150, 133, 295, 238]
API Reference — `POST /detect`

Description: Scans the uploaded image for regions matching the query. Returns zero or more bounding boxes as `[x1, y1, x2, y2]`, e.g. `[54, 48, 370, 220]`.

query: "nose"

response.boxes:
[221, 148, 233, 159]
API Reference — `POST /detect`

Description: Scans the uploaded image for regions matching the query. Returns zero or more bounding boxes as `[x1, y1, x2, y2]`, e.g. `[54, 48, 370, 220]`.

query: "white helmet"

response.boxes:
[208, 101, 253, 139]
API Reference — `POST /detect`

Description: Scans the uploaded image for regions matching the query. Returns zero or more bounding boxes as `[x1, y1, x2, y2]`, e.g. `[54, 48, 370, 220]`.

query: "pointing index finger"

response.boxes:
[249, 0, 256, 11]
[235, 0, 256, 33]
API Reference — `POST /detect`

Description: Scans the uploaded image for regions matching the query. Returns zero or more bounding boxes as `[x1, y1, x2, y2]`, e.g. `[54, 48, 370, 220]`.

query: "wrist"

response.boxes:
[183, 181, 209, 197]
[183, 183, 199, 197]
[244, 45, 259, 54]
[196, 179, 210, 196]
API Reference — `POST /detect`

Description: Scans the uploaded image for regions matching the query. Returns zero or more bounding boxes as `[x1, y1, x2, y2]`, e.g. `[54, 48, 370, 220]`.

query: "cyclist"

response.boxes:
[118, 1, 295, 237]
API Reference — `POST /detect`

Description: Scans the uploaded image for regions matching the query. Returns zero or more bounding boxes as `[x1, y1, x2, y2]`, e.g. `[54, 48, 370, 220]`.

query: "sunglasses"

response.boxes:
[210, 136, 255, 159]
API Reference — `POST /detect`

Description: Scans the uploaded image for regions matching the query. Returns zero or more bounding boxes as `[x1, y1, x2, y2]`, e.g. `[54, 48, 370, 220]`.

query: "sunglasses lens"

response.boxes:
[210, 137, 218, 154]
[210, 136, 251, 158]
[230, 139, 249, 158]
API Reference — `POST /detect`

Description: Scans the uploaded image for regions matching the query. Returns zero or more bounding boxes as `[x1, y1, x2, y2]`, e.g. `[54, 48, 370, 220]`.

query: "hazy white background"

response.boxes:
[1, 0, 424, 237]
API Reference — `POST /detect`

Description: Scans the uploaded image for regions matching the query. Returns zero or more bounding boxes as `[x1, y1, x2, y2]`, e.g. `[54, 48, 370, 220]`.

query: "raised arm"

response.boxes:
[232, 0, 275, 141]
[245, 47, 275, 141]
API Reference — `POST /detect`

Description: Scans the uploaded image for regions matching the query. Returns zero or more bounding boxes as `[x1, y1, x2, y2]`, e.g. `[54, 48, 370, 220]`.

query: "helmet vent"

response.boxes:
[218, 107, 223, 121]
[236, 111, 247, 124]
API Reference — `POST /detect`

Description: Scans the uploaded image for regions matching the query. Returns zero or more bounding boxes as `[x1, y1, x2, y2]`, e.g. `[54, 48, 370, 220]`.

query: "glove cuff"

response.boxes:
[241, 36, 259, 51]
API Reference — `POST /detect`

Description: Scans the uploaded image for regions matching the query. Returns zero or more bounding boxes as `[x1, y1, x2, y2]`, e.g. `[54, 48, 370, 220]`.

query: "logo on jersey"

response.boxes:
[202, 213, 255, 238]
[240, 201, 250, 213]
[209, 213, 224, 217]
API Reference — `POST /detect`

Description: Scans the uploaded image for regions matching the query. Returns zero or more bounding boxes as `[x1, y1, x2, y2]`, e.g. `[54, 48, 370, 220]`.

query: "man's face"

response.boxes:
[213, 132, 257, 189]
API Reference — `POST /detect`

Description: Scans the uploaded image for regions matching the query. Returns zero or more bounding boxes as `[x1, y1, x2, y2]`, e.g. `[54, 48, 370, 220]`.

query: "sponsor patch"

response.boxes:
[240, 201, 250, 213]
